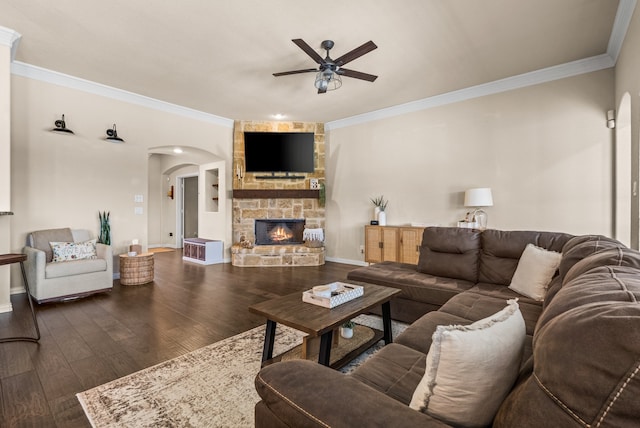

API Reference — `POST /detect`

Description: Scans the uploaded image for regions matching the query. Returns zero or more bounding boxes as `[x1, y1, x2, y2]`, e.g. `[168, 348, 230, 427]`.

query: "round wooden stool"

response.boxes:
[119, 253, 155, 285]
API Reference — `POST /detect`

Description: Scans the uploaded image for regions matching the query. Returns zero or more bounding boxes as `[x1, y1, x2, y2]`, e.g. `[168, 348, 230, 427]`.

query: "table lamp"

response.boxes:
[464, 188, 493, 229]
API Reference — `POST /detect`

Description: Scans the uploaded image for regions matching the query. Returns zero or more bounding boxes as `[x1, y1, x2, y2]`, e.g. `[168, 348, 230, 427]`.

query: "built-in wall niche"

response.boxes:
[205, 168, 219, 212]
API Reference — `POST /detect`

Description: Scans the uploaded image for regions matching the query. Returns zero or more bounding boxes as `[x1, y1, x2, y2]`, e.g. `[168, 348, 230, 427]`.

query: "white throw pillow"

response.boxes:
[409, 299, 525, 427]
[50, 239, 97, 262]
[509, 243, 562, 301]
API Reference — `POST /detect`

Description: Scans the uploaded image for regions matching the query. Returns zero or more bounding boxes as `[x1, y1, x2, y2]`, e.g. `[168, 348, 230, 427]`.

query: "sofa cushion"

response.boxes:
[409, 300, 526, 427]
[31, 228, 74, 263]
[557, 235, 624, 283]
[417, 227, 481, 283]
[395, 311, 474, 355]
[495, 271, 640, 428]
[50, 239, 98, 262]
[508, 244, 561, 301]
[439, 287, 541, 336]
[478, 230, 572, 286]
[351, 343, 426, 406]
[347, 262, 475, 307]
[45, 258, 108, 279]
[563, 247, 640, 285]
[536, 265, 640, 336]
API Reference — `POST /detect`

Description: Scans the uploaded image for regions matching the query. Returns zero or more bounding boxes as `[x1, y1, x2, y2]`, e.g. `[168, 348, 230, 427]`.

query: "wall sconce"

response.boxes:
[105, 124, 124, 143]
[167, 185, 174, 199]
[51, 114, 74, 134]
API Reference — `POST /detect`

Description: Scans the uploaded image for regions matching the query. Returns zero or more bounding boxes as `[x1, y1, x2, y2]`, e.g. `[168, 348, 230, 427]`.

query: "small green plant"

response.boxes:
[98, 211, 111, 245]
[342, 320, 355, 329]
[370, 195, 388, 211]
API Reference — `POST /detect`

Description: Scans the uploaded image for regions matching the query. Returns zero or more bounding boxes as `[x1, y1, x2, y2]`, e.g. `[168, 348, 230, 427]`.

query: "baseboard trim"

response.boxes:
[0, 302, 13, 313]
[325, 256, 366, 266]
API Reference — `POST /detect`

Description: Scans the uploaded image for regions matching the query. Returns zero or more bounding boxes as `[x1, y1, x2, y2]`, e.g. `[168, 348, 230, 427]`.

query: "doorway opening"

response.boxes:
[178, 175, 199, 246]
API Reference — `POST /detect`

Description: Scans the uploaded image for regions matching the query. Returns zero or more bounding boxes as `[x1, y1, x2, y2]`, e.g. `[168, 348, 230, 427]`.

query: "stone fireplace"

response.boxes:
[231, 120, 325, 267]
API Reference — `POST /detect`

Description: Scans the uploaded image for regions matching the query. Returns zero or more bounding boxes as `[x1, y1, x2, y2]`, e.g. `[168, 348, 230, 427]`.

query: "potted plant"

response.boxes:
[340, 320, 355, 339]
[98, 211, 111, 245]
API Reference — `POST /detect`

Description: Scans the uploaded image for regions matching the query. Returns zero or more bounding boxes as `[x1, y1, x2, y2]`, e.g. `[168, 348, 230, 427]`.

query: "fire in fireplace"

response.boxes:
[255, 219, 305, 245]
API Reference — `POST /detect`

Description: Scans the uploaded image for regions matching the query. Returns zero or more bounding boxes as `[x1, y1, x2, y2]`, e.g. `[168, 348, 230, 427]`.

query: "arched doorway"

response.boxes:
[147, 146, 225, 249]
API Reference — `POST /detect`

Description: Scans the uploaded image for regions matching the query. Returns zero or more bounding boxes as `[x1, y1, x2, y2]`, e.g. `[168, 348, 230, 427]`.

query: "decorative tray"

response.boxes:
[302, 282, 364, 308]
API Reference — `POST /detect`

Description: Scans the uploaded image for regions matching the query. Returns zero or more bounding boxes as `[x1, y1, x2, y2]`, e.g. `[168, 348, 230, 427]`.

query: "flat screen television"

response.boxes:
[244, 132, 315, 173]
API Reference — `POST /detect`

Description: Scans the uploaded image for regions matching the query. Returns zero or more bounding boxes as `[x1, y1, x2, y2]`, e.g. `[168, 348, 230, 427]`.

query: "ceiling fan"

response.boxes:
[273, 39, 378, 94]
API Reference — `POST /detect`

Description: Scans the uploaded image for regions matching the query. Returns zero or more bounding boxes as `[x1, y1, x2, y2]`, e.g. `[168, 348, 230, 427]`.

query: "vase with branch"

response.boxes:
[370, 195, 388, 225]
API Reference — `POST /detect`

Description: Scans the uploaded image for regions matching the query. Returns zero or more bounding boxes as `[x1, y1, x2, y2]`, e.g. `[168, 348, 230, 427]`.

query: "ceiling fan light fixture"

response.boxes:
[314, 70, 342, 91]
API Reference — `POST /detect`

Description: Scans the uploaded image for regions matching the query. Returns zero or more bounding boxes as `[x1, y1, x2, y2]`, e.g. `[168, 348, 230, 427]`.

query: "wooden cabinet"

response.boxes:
[364, 225, 424, 264]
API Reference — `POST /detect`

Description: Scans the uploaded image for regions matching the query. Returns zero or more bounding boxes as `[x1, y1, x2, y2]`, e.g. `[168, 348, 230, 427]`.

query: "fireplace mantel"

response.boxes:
[233, 189, 319, 199]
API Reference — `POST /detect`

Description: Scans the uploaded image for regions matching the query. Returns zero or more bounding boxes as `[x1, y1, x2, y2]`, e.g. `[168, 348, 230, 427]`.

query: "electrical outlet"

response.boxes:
[169, 232, 173, 237]
[360, 245, 365, 254]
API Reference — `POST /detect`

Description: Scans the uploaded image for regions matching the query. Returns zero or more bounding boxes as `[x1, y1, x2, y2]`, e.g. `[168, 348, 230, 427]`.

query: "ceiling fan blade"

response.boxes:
[273, 68, 318, 77]
[292, 39, 324, 65]
[334, 41, 377, 66]
[338, 68, 378, 82]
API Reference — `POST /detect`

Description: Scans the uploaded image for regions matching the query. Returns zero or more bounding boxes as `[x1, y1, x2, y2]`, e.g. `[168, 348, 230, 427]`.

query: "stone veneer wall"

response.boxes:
[232, 121, 325, 266]
[233, 120, 325, 191]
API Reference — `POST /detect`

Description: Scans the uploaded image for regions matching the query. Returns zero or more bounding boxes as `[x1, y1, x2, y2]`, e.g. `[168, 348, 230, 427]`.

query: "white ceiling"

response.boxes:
[0, 0, 630, 124]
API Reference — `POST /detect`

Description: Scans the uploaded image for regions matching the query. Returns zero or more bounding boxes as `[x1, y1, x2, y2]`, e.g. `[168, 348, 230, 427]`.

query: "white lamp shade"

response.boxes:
[464, 188, 493, 207]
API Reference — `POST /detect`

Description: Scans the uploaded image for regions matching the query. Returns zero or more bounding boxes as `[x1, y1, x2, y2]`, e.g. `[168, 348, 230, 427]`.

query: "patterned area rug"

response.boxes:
[77, 315, 407, 427]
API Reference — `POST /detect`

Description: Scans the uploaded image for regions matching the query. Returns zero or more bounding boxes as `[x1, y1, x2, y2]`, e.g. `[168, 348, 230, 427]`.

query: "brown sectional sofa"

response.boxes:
[254, 227, 640, 427]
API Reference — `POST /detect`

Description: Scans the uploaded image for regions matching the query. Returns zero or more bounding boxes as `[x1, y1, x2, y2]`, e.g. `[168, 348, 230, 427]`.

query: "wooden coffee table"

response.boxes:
[248, 282, 401, 368]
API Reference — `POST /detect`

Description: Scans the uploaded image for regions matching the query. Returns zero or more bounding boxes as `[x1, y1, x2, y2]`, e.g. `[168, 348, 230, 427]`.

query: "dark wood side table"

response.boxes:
[0, 253, 41, 342]
[249, 282, 401, 367]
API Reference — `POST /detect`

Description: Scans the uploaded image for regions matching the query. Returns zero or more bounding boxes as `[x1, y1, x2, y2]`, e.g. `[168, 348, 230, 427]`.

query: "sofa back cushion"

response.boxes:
[417, 227, 481, 282]
[563, 247, 640, 285]
[494, 265, 640, 427]
[30, 228, 74, 263]
[478, 230, 572, 286]
[557, 235, 624, 283]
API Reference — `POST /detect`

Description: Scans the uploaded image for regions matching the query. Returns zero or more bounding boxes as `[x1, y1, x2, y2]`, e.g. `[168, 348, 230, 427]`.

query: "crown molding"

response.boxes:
[10, 61, 234, 128]
[0, 25, 21, 61]
[327, 53, 615, 130]
[608, 0, 637, 62]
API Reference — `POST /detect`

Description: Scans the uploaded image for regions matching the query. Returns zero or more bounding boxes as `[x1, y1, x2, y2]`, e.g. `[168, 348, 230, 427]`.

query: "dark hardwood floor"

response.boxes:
[0, 251, 355, 427]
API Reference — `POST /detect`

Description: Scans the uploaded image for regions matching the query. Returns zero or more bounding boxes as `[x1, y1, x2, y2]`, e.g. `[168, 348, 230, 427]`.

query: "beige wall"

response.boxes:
[0, 43, 11, 311]
[9, 75, 233, 290]
[326, 70, 615, 263]
[615, 5, 640, 249]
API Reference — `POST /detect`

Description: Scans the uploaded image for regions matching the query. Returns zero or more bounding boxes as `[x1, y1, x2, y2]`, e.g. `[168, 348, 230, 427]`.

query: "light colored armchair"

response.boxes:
[23, 228, 113, 303]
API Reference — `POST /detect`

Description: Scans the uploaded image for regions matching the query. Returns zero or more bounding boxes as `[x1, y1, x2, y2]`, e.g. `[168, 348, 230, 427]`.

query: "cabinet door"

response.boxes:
[365, 226, 383, 263]
[399, 227, 424, 265]
[365, 226, 399, 263]
[381, 227, 399, 262]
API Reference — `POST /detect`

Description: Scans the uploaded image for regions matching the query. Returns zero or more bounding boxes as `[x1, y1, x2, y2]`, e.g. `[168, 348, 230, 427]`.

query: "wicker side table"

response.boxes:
[119, 253, 154, 285]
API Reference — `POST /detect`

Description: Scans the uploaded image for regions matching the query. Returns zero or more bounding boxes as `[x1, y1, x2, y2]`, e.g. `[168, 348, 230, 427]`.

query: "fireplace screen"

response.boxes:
[255, 219, 305, 245]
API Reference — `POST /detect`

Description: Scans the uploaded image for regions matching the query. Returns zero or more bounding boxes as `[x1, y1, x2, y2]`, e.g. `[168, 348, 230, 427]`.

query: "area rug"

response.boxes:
[77, 315, 407, 427]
